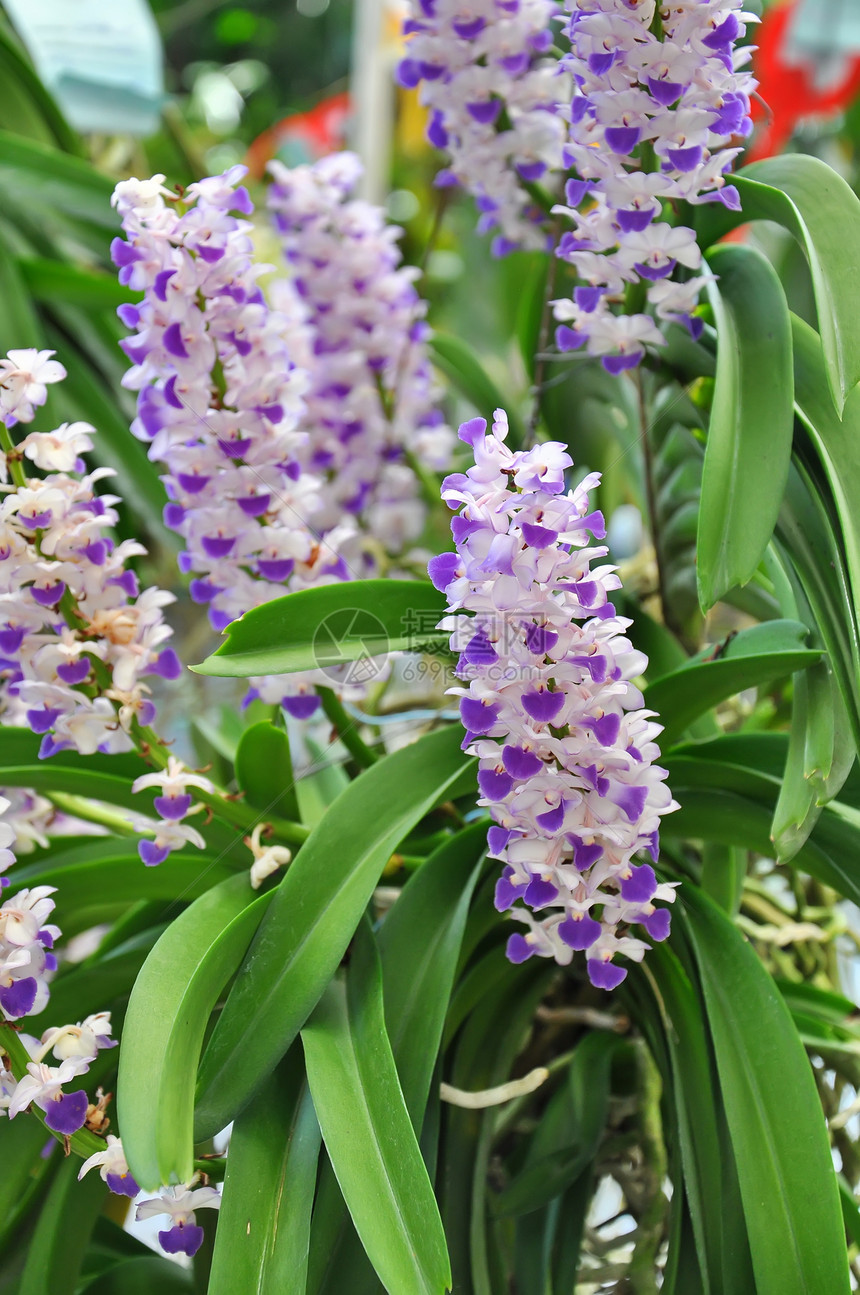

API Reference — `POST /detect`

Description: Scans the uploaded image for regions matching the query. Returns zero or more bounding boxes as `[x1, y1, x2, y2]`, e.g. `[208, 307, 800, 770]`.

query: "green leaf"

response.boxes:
[118, 874, 270, 1189]
[0, 1114, 56, 1253]
[683, 887, 851, 1294]
[194, 725, 473, 1138]
[18, 1155, 106, 1295]
[645, 620, 820, 746]
[429, 332, 524, 446]
[377, 822, 487, 1123]
[0, 129, 116, 233]
[208, 1053, 321, 1295]
[9, 841, 234, 921]
[19, 257, 132, 309]
[776, 463, 860, 755]
[301, 922, 451, 1295]
[194, 579, 448, 678]
[495, 1034, 621, 1217]
[306, 825, 486, 1295]
[0, 18, 80, 153]
[792, 315, 860, 632]
[697, 244, 793, 609]
[235, 720, 300, 822]
[0, 727, 146, 808]
[81, 1257, 194, 1295]
[697, 155, 860, 410]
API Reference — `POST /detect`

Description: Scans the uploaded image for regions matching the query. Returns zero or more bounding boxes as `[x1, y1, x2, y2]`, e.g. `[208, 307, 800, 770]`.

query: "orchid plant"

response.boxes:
[4, 1, 860, 1292]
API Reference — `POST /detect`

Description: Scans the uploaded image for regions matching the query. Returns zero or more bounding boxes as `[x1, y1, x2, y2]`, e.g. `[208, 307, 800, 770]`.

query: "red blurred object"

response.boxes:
[246, 91, 352, 178]
[750, 0, 860, 160]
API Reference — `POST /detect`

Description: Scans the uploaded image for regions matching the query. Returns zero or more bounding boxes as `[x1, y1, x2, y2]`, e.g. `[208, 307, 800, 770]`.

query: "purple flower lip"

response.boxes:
[44, 1089, 89, 1135]
[584, 713, 621, 746]
[452, 15, 485, 38]
[502, 744, 543, 779]
[525, 623, 558, 656]
[621, 862, 658, 904]
[521, 688, 565, 725]
[162, 322, 189, 359]
[573, 285, 603, 312]
[83, 539, 108, 565]
[201, 534, 236, 559]
[667, 144, 703, 173]
[588, 959, 627, 991]
[495, 871, 528, 912]
[588, 51, 617, 76]
[21, 510, 52, 530]
[217, 437, 252, 458]
[467, 99, 503, 126]
[559, 913, 601, 950]
[0, 625, 26, 654]
[176, 473, 210, 494]
[604, 125, 641, 155]
[154, 793, 193, 821]
[602, 350, 644, 375]
[27, 706, 62, 733]
[634, 257, 677, 282]
[536, 802, 566, 832]
[257, 558, 294, 582]
[647, 76, 684, 107]
[238, 494, 271, 517]
[106, 1171, 140, 1198]
[521, 521, 559, 548]
[139, 840, 170, 867]
[57, 659, 91, 686]
[159, 1222, 205, 1257]
[396, 58, 422, 88]
[0, 975, 37, 1017]
[641, 908, 671, 941]
[524, 876, 559, 908]
[282, 693, 321, 720]
[556, 325, 587, 353]
[478, 767, 515, 801]
[460, 697, 501, 735]
[616, 207, 657, 233]
[506, 932, 535, 964]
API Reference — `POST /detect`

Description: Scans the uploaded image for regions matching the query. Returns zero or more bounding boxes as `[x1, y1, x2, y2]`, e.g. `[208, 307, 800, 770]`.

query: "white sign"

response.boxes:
[4, 0, 164, 136]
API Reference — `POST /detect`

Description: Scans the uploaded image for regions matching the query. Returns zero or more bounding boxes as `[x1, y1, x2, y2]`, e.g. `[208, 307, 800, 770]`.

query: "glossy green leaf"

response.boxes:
[792, 315, 860, 630]
[235, 719, 300, 822]
[10, 842, 234, 918]
[0, 232, 42, 350]
[195, 579, 448, 678]
[378, 822, 487, 1122]
[19, 257, 132, 309]
[118, 874, 270, 1189]
[209, 1053, 321, 1295]
[697, 155, 860, 410]
[301, 922, 451, 1295]
[683, 888, 851, 1294]
[194, 725, 473, 1138]
[18, 1155, 106, 1295]
[306, 826, 485, 1295]
[0, 726, 146, 807]
[645, 619, 819, 746]
[697, 244, 793, 609]
[429, 332, 524, 446]
[776, 464, 860, 755]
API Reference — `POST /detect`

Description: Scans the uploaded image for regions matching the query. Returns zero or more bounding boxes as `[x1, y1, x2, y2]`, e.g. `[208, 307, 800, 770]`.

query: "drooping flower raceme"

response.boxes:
[552, 0, 756, 371]
[397, 0, 565, 253]
[0, 350, 181, 759]
[267, 152, 453, 552]
[430, 410, 677, 988]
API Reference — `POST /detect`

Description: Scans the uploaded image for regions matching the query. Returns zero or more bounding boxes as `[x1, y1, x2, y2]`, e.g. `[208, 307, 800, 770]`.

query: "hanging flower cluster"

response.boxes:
[112, 168, 327, 638]
[0, 350, 180, 759]
[397, 0, 565, 253]
[267, 151, 453, 553]
[430, 410, 677, 988]
[0, 877, 59, 1019]
[552, 0, 756, 370]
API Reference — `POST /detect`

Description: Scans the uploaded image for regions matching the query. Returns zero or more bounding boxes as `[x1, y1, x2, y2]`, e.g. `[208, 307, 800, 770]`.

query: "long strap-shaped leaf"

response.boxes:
[682, 889, 851, 1294]
[18, 1156, 106, 1295]
[697, 244, 793, 610]
[696, 154, 860, 411]
[194, 725, 473, 1138]
[118, 874, 270, 1189]
[302, 922, 452, 1295]
[208, 1052, 322, 1295]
